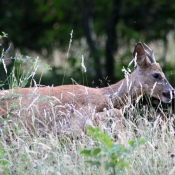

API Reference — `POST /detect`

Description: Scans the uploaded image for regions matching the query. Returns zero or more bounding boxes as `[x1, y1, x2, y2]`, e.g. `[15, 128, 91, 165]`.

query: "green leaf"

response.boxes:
[128, 139, 135, 147]
[92, 148, 101, 156]
[0, 159, 9, 165]
[81, 148, 101, 157]
[128, 138, 147, 148]
[87, 127, 114, 147]
[80, 149, 91, 156]
[0, 146, 6, 158]
[137, 138, 147, 144]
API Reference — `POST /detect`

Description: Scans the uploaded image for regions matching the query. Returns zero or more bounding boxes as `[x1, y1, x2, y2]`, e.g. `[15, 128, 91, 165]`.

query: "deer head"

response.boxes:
[133, 42, 174, 103]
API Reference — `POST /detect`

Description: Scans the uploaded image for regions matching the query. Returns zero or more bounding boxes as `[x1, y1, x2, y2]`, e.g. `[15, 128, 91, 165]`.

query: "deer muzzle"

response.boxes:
[162, 89, 174, 103]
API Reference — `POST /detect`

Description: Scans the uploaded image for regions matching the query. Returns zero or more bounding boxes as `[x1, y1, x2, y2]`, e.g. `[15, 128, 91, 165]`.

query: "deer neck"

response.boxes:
[100, 71, 143, 109]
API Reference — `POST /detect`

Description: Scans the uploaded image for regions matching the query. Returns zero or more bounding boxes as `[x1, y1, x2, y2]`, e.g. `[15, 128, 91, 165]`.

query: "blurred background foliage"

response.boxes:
[0, 0, 175, 88]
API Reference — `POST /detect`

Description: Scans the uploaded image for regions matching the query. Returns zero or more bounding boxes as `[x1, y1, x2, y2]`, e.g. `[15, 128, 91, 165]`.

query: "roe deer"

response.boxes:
[0, 42, 174, 138]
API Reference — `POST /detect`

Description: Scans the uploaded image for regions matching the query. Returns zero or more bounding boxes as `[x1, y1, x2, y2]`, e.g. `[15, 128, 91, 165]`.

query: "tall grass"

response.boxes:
[1, 73, 175, 174]
[0, 102, 175, 175]
[0, 33, 175, 174]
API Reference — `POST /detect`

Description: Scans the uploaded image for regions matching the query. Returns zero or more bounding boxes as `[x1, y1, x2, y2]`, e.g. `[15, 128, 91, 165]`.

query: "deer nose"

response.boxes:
[162, 91, 171, 99]
[162, 90, 174, 100]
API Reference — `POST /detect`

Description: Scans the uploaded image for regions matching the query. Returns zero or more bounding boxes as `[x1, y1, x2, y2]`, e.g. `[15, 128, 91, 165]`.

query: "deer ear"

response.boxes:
[133, 42, 151, 68]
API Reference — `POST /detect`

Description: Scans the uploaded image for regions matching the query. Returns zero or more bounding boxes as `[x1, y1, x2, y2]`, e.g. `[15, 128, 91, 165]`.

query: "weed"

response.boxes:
[81, 127, 147, 175]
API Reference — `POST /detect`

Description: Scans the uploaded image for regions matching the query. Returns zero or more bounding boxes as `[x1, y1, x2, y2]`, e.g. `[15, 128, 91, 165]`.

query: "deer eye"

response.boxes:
[152, 73, 160, 79]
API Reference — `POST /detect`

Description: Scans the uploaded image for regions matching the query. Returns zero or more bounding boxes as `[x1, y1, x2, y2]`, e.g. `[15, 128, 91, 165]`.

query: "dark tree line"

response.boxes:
[0, 0, 175, 86]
